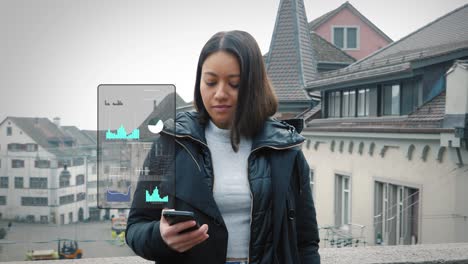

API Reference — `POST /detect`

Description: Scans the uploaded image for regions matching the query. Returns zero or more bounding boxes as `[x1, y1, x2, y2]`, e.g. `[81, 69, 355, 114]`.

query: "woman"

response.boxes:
[126, 30, 320, 264]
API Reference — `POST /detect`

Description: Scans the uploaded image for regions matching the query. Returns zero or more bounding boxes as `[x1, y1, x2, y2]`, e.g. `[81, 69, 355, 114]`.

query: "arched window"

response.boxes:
[358, 142, 364, 155]
[407, 144, 415, 161]
[369, 142, 375, 156]
[421, 145, 430, 162]
[339, 141, 344, 153]
[348, 141, 354, 154]
[436, 147, 446, 163]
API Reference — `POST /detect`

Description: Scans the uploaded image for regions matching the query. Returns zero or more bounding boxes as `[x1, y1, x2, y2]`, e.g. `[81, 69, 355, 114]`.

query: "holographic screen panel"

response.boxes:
[97, 84, 176, 209]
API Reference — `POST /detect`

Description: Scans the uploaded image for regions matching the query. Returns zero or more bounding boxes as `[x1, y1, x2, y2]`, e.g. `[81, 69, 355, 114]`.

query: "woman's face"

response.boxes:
[200, 51, 240, 129]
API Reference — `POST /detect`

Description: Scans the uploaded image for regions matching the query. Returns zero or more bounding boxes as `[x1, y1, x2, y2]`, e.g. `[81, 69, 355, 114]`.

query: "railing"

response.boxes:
[4, 243, 468, 264]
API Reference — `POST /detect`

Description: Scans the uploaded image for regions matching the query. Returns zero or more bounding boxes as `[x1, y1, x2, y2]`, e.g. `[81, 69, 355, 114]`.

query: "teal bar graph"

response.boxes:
[145, 186, 169, 203]
[106, 125, 140, 140]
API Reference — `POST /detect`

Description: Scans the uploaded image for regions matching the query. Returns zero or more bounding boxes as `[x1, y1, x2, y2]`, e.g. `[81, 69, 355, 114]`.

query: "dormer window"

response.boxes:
[333, 26, 359, 50]
[328, 91, 341, 117]
[357, 88, 370, 117]
[325, 78, 422, 118]
[382, 84, 400, 116]
[327, 88, 372, 118]
[342, 90, 356, 117]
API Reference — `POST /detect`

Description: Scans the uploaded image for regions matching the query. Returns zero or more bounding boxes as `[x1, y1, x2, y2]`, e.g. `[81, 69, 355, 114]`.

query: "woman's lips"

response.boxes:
[212, 105, 231, 113]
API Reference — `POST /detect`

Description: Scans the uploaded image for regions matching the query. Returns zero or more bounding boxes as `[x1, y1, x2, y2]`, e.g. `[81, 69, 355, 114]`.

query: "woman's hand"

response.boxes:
[160, 209, 209, 253]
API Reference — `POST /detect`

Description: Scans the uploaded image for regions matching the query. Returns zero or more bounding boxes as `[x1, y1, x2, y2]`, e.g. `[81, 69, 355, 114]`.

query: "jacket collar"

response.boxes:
[162, 111, 305, 150]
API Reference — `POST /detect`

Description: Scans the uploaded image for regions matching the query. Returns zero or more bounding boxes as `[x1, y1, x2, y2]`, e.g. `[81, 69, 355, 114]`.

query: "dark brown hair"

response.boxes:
[194, 30, 278, 152]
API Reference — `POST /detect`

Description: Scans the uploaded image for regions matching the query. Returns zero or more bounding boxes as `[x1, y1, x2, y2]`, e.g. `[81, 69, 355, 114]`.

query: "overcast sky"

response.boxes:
[1, 0, 467, 130]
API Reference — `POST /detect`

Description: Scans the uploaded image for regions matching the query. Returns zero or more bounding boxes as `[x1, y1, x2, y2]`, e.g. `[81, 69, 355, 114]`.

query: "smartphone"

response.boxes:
[162, 210, 200, 234]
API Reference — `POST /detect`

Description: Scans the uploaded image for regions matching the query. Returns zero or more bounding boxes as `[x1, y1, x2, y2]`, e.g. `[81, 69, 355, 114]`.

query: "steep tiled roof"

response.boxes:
[266, 0, 319, 101]
[304, 92, 447, 132]
[308, 1, 392, 43]
[306, 4, 468, 90]
[264, 32, 355, 68]
[311, 32, 356, 64]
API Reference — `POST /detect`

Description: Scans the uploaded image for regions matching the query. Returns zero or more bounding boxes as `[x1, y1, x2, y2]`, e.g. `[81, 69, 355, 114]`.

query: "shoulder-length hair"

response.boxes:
[193, 30, 278, 152]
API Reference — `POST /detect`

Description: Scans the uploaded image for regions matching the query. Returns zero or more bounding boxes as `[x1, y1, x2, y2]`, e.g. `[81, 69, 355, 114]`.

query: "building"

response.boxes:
[0, 117, 96, 224]
[302, 4, 468, 245]
[308, 1, 393, 60]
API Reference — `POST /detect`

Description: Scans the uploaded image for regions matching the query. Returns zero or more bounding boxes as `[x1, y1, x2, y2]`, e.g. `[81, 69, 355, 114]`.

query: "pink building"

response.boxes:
[309, 1, 393, 60]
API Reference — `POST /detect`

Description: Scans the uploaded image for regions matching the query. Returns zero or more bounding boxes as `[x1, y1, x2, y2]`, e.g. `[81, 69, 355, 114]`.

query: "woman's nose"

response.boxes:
[213, 83, 228, 100]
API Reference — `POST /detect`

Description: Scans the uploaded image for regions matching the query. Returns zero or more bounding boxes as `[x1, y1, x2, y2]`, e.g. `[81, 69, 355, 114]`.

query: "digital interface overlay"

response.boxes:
[97, 84, 176, 209]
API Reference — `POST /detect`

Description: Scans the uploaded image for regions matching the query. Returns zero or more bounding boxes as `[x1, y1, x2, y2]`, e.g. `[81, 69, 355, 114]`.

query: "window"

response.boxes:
[335, 174, 351, 227]
[8, 143, 25, 152]
[60, 194, 75, 205]
[156, 142, 164, 156]
[30, 177, 48, 189]
[59, 177, 70, 188]
[21, 197, 48, 206]
[15, 177, 24, 188]
[25, 144, 38, 152]
[76, 174, 85, 185]
[48, 140, 59, 148]
[357, 88, 370, 116]
[401, 79, 422, 115]
[382, 84, 400, 115]
[327, 91, 341, 117]
[0, 177, 8, 188]
[40, 216, 48, 223]
[73, 157, 84, 166]
[64, 140, 74, 147]
[374, 181, 419, 245]
[11, 159, 25, 168]
[7, 127, 12, 136]
[341, 90, 356, 117]
[0, 196, 6, 205]
[76, 192, 86, 201]
[35, 160, 50, 169]
[333, 26, 359, 49]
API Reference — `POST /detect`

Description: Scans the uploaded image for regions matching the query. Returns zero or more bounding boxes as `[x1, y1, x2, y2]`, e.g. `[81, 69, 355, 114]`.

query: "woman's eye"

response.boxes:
[230, 83, 240, 88]
[205, 81, 216, 87]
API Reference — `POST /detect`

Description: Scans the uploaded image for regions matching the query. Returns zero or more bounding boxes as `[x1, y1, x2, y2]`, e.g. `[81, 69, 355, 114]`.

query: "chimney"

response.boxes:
[53, 117, 61, 127]
[153, 100, 158, 111]
[441, 60, 468, 148]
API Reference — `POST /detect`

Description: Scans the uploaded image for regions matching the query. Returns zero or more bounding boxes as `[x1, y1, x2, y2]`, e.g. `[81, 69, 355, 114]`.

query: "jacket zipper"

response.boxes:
[174, 139, 201, 172]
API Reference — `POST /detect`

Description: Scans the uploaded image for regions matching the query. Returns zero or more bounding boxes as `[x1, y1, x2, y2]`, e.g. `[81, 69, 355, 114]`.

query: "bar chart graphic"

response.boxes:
[106, 185, 131, 202]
